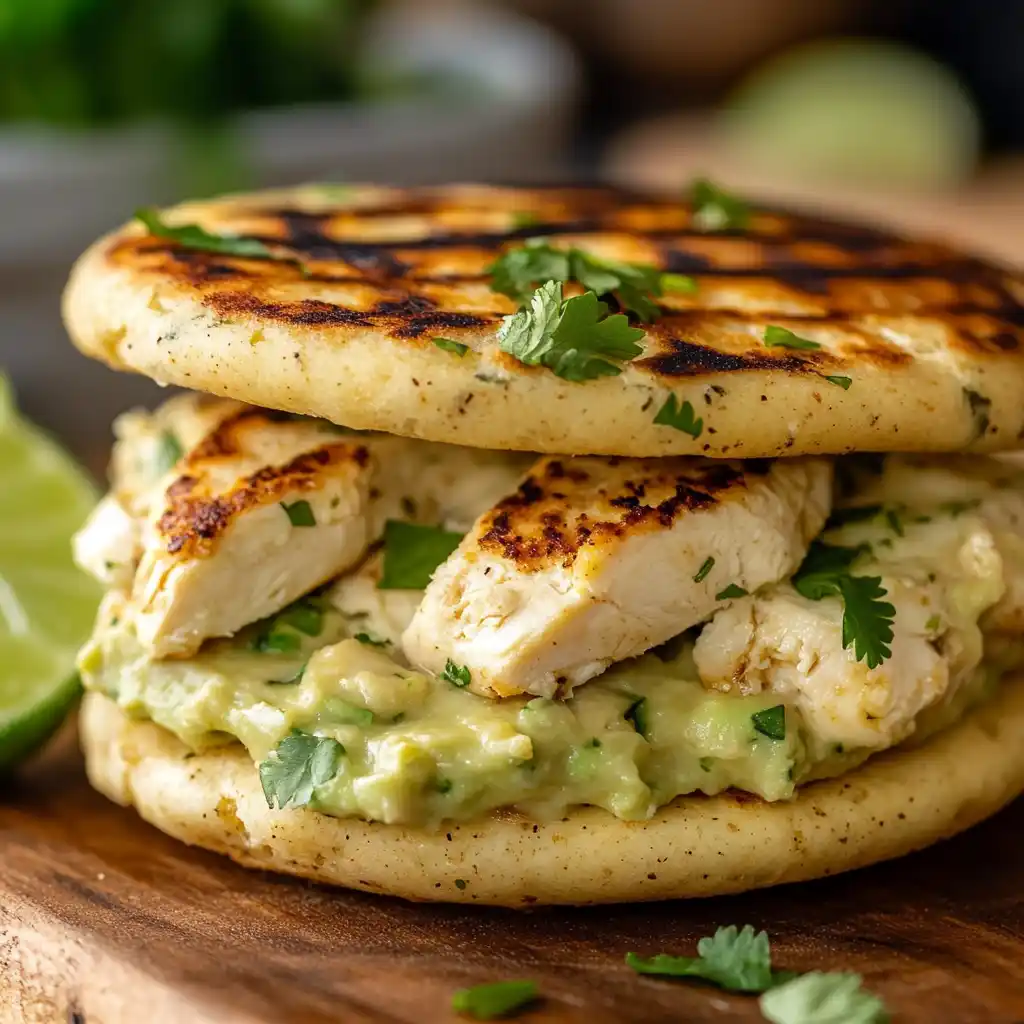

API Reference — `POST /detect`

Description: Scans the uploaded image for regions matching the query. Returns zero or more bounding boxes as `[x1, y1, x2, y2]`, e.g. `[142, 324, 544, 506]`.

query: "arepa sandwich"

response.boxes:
[63, 183, 1024, 905]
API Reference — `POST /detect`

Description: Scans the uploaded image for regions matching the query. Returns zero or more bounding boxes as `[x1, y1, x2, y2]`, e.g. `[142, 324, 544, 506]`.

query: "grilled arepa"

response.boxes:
[63, 183, 1024, 458]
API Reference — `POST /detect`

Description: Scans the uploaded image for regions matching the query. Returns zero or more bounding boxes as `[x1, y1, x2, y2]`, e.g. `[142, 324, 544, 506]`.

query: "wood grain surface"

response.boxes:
[2, 722, 1024, 1024]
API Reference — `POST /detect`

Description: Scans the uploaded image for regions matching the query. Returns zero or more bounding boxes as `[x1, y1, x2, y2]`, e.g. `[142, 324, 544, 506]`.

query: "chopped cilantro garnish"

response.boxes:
[451, 980, 539, 1020]
[693, 556, 715, 583]
[824, 375, 852, 390]
[583, 737, 602, 749]
[752, 705, 786, 741]
[716, 583, 748, 600]
[136, 207, 304, 268]
[378, 520, 464, 590]
[885, 508, 904, 537]
[690, 179, 751, 232]
[497, 280, 645, 382]
[282, 500, 316, 527]
[489, 239, 665, 321]
[331, 702, 374, 727]
[699, 756, 714, 772]
[925, 614, 942, 633]
[267, 664, 306, 686]
[661, 272, 698, 294]
[443, 659, 472, 688]
[760, 971, 889, 1024]
[258, 732, 344, 810]
[793, 542, 895, 669]
[624, 696, 648, 737]
[252, 628, 301, 655]
[827, 505, 882, 528]
[354, 631, 388, 648]
[627, 925, 783, 993]
[433, 337, 469, 357]
[277, 598, 324, 637]
[764, 326, 821, 351]
[153, 430, 184, 476]
[654, 395, 703, 437]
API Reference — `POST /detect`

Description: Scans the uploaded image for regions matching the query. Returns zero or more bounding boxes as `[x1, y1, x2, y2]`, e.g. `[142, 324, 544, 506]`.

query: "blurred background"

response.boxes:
[1, 0, 1022, 453]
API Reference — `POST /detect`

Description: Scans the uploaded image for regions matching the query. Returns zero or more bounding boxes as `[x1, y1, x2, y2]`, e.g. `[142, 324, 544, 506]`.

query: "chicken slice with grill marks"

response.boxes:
[402, 454, 833, 698]
[131, 407, 374, 658]
[73, 393, 244, 589]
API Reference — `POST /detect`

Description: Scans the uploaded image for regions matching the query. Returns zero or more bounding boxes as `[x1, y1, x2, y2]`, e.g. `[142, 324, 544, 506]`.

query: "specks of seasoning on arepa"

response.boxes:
[963, 387, 992, 439]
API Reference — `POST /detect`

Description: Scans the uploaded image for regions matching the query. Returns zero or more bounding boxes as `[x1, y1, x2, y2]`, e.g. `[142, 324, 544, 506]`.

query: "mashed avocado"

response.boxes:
[80, 600, 813, 825]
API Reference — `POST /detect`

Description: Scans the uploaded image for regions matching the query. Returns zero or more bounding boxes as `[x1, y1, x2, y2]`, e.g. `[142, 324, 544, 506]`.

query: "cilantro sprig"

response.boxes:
[378, 520, 465, 590]
[691, 179, 751, 232]
[760, 972, 889, 1024]
[654, 395, 703, 438]
[626, 924, 888, 1024]
[627, 925, 787, 993]
[764, 326, 821, 351]
[497, 280, 645, 382]
[258, 731, 344, 810]
[452, 980, 539, 1020]
[136, 207, 305, 269]
[489, 239, 666, 322]
[792, 543, 895, 669]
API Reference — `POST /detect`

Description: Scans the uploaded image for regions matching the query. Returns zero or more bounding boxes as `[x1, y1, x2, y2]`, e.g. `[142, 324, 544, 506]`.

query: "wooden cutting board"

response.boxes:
[3, 723, 1024, 1024]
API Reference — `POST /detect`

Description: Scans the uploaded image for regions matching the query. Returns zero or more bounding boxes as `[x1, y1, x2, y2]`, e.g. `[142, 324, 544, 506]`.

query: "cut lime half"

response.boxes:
[0, 376, 101, 770]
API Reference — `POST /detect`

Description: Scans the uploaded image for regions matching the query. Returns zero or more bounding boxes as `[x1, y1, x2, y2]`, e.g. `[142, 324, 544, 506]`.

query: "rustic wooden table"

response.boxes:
[2, 725, 1023, 1024]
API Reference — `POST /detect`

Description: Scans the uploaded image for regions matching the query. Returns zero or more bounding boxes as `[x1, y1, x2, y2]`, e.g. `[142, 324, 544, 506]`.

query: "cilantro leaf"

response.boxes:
[258, 732, 344, 810]
[281, 500, 316, 527]
[276, 597, 324, 637]
[443, 659, 472, 688]
[451, 980, 539, 1020]
[693, 556, 715, 583]
[378, 520, 465, 590]
[624, 696, 648, 737]
[497, 281, 645, 382]
[963, 387, 991, 440]
[764, 326, 821, 351]
[716, 583, 748, 600]
[153, 430, 184, 476]
[760, 972, 889, 1024]
[824, 375, 852, 390]
[661, 272, 698, 294]
[838, 576, 895, 668]
[136, 208, 303, 268]
[433, 337, 469, 357]
[489, 239, 665, 321]
[690, 179, 751, 232]
[752, 705, 787, 741]
[654, 395, 703, 437]
[792, 543, 895, 669]
[627, 925, 777, 993]
[354, 631, 388, 648]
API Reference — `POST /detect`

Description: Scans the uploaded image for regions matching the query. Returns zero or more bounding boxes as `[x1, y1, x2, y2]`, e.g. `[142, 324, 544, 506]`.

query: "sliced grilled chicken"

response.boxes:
[837, 454, 1024, 635]
[132, 409, 374, 657]
[74, 394, 243, 588]
[694, 498, 1006, 758]
[403, 455, 833, 698]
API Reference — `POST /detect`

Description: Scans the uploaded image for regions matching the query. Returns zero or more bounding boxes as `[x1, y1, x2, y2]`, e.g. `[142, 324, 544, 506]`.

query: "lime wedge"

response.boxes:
[0, 376, 101, 770]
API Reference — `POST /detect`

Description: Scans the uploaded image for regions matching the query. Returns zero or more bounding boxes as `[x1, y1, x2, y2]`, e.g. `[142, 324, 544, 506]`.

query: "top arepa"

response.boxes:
[62, 182, 1024, 458]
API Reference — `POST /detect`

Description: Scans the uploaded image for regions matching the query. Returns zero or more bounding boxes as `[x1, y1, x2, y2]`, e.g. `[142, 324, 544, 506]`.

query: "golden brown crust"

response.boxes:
[477, 456, 754, 570]
[156, 410, 369, 559]
[81, 677, 1024, 906]
[63, 184, 1024, 457]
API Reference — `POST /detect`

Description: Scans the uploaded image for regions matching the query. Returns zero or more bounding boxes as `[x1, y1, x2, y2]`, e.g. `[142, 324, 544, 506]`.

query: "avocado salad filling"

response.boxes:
[75, 396, 1024, 826]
